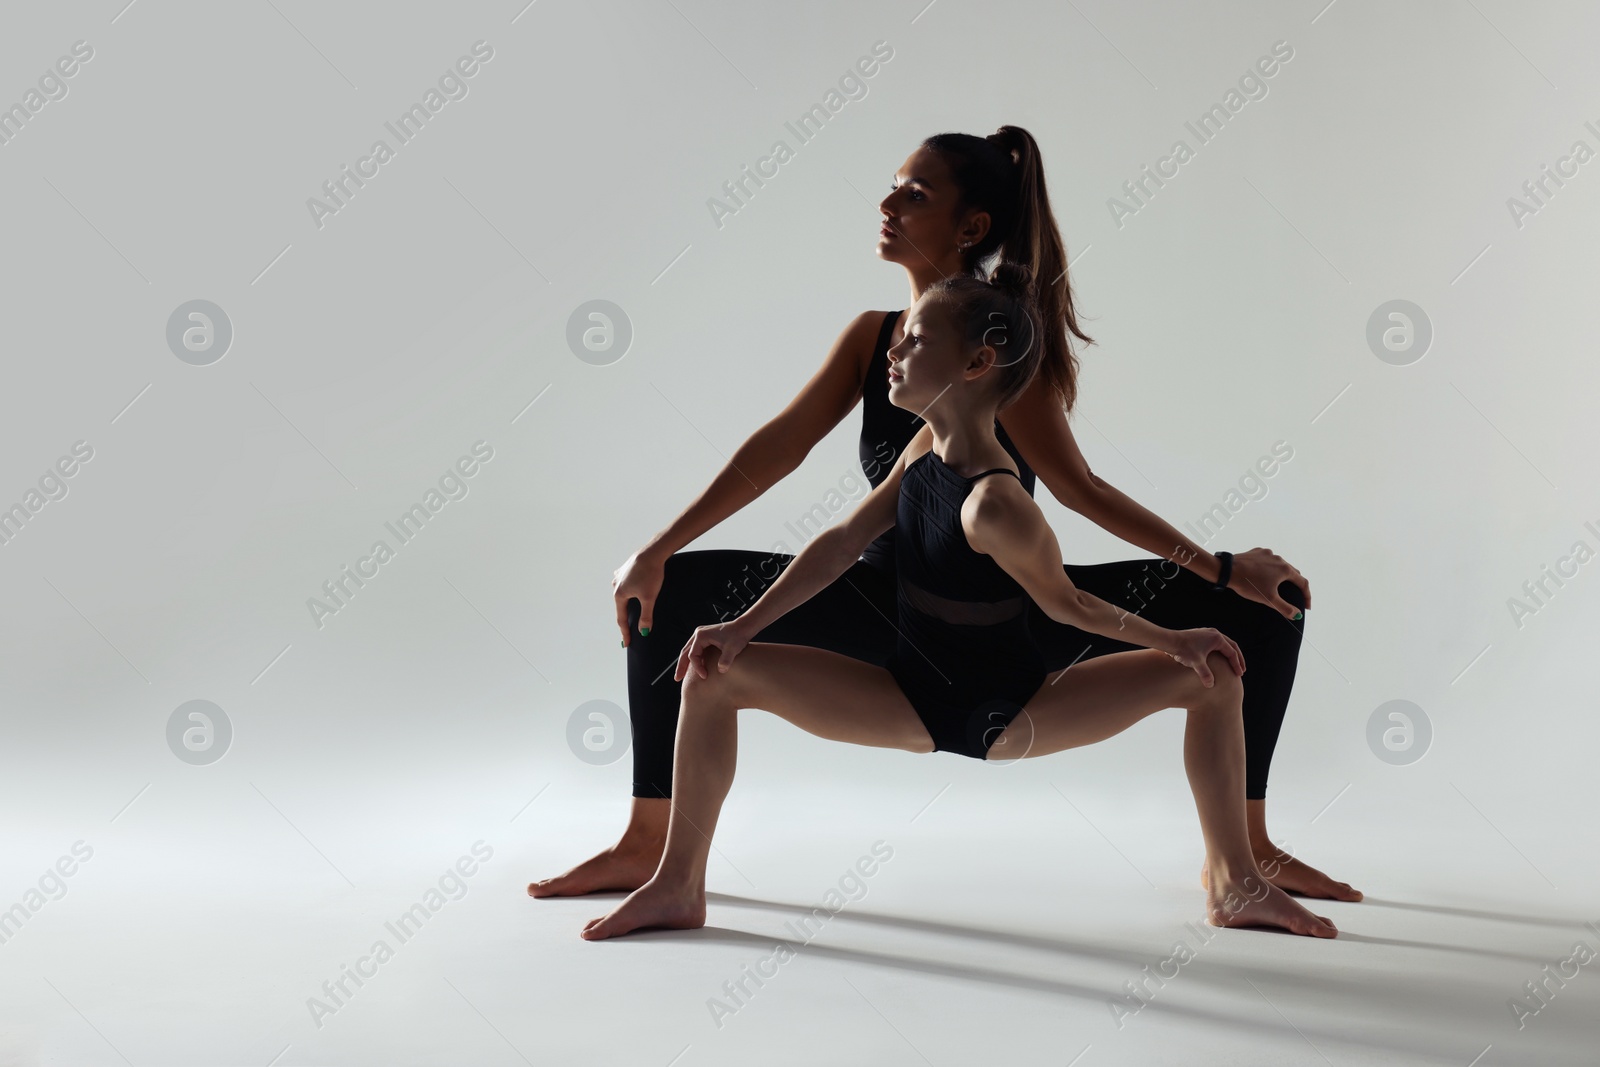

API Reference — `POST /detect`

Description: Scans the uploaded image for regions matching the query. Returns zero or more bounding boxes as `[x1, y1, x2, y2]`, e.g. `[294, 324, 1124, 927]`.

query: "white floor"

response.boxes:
[2, 750, 1596, 1067]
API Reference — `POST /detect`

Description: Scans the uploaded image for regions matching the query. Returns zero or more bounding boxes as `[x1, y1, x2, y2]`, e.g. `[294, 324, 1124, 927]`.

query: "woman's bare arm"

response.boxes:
[997, 384, 1309, 619]
[616, 311, 888, 643]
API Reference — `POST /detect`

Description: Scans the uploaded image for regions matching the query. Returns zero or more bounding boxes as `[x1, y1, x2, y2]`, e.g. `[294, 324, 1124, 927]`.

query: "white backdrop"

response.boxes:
[2, 2, 1597, 1064]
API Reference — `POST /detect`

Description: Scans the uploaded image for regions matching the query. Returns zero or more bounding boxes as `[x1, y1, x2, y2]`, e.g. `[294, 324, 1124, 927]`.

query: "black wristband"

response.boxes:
[1211, 551, 1233, 592]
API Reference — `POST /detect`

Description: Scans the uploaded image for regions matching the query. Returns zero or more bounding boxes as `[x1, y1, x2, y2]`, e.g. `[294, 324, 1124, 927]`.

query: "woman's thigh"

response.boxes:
[626, 549, 900, 798]
[631, 550, 898, 671]
[1032, 558, 1298, 672]
[744, 557, 899, 665]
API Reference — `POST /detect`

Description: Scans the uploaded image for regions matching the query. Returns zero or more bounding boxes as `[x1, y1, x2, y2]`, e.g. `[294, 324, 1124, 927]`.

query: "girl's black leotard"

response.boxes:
[886, 449, 1047, 758]
[624, 309, 1305, 798]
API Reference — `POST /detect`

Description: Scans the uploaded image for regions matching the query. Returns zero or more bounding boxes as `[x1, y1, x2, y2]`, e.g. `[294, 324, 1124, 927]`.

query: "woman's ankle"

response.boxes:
[621, 798, 671, 848]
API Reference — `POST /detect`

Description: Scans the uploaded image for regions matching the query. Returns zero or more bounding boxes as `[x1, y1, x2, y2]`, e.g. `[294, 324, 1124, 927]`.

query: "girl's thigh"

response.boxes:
[1010, 648, 1198, 757]
[716, 642, 933, 753]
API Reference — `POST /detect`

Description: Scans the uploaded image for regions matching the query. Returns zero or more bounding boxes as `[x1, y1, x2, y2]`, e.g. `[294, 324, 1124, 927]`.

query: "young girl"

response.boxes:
[533, 127, 1356, 907]
[581, 266, 1338, 941]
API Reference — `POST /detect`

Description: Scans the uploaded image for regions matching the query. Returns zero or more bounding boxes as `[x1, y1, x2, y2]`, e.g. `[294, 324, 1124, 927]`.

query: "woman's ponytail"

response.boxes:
[986, 125, 1093, 413]
[922, 126, 1095, 413]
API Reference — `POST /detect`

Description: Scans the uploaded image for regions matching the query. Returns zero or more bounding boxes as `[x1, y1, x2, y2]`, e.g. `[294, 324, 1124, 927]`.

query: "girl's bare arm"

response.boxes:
[726, 433, 926, 638]
[675, 436, 928, 679]
[967, 477, 1247, 685]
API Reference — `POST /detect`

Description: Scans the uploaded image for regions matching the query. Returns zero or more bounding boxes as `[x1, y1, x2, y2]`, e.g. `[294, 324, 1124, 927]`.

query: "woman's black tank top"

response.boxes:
[859, 309, 1036, 571]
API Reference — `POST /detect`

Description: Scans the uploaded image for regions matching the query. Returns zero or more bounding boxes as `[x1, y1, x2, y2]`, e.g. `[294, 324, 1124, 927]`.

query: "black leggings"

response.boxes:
[624, 549, 1306, 800]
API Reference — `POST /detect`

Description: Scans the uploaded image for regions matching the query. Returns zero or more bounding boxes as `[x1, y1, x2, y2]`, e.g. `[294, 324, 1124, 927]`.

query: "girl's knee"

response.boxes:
[1176, 653, 1241, 707]
[680, 665, 733, 706]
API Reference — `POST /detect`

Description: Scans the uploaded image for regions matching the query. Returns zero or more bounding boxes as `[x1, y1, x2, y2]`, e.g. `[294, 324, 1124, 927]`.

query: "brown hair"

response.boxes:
[921, 125, 1094, 412]
[923, 262, 1041, 413]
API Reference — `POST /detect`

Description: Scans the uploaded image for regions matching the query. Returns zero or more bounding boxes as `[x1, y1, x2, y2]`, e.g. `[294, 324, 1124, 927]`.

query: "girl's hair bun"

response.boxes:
[989, 261, 1033, 299]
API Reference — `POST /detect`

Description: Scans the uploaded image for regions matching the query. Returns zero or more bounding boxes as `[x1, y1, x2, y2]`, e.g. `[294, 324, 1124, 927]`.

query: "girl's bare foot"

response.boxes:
[1202, 847, 1362, 902]
[1207, 868, 1337, 938]
[529, 842, 663, 898]
[581, 878, 706, 940]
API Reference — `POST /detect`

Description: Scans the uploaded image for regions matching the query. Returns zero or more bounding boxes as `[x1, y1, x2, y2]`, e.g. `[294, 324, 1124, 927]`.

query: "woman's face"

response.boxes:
[876, 147, 988, 267]
[886, 296, 968, 413]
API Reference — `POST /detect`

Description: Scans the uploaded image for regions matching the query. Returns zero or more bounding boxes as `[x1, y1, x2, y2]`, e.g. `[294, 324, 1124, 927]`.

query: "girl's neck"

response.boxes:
[924, 410, 1011, 477]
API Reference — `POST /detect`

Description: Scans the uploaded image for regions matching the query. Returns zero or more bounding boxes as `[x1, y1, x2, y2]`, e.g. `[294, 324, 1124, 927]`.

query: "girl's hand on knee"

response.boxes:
[1162, 628, 1246, 687]
[676, 622, 752, 681]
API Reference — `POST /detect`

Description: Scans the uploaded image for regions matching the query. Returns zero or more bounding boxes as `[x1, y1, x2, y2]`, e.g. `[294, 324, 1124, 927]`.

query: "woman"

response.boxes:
[581, 269, 1337, 940]
[531, 125, 1358, 903]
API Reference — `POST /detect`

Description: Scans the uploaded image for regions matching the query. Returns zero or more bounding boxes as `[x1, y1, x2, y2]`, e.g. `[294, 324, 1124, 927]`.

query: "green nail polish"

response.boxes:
[620, 639, 625, 647]
[640, 626, 651, 636]
[1293, 611, 1303, 620]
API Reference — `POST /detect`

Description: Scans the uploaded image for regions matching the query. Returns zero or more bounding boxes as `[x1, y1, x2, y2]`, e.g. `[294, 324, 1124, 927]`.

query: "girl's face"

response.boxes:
[886, 297, 970, 413]
[876, 147, 988, 267]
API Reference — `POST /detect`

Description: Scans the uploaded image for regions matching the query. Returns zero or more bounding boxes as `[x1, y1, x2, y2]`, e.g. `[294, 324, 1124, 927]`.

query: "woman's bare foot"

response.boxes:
[1201, 845, 1362, 902]
[582, 878, 706, 940]
[529, 798, 669, 898]
[529, 842, 662, 898]
[1207, 867, 1337, 938]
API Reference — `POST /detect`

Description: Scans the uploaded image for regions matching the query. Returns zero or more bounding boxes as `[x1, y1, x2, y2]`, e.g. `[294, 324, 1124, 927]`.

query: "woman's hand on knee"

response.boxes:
[1225, 547, 1309, 619]
[614, 547, 667, 646]
[676, 621, 753, 682]
[1162, 627, 1246, 688]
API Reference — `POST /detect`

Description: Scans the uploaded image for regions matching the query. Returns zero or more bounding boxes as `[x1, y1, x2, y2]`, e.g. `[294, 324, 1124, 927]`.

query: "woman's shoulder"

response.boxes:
[834, 309, 901, 380]
[848, 308, 901, 337]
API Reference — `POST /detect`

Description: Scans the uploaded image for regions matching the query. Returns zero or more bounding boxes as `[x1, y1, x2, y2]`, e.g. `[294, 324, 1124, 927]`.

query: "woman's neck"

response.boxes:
[905, 259, 964, 305]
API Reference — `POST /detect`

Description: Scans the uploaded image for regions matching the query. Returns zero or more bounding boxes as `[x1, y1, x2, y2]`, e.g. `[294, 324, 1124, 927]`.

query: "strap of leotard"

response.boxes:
[969, 468, 1022, 483]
